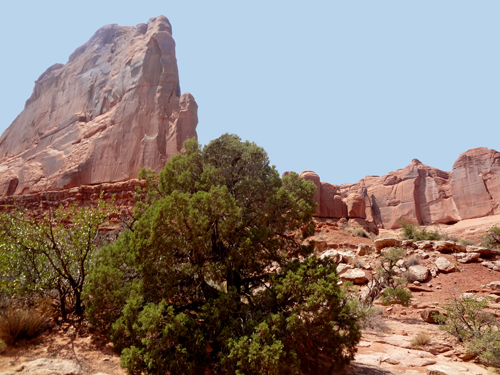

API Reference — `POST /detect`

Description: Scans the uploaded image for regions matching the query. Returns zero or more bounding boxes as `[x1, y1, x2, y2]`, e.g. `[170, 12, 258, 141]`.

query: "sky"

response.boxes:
[1, 1, 499, 185]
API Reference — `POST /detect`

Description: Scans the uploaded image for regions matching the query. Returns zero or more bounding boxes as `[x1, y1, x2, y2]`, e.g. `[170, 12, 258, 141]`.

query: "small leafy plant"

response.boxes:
[399, 220, 443, 241]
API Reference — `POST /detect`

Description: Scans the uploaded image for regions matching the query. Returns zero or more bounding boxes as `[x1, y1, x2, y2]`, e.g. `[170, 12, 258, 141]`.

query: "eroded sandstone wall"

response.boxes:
[296, 147, 500, 230]
[0, 16, 197, 196]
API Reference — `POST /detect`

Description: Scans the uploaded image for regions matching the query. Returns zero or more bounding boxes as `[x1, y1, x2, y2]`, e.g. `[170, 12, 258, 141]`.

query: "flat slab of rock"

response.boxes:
[455, 252, 480, 263]
[427, 364, 463, 375]
[489, 281, 500, 291]
[434, 241, 465, 253]
[466, 245, 499, 257]
[374, 238, 401, 251]
[339, 269, 368, 284]
[435, 257, 455, 273]
[0, 358, 82, 375]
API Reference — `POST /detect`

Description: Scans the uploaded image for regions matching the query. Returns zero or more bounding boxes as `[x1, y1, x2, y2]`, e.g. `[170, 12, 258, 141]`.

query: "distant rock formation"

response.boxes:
[295, 147, 500, 230]
[0, 16, 197, 196]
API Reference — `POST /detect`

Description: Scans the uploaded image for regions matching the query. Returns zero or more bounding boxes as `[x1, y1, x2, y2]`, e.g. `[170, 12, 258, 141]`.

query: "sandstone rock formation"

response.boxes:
[294, 147, 500, 230]
[0, 16, 197, 196]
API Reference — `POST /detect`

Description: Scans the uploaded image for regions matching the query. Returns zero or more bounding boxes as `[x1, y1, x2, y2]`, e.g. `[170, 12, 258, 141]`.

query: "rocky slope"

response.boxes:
[0, 15, 197, 196]
[298, 147, 500, 230]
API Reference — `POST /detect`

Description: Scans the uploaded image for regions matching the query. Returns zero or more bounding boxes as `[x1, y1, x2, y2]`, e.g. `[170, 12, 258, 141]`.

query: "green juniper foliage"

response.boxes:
[0, 200, 114, 319]
[85, 134, 363, 375]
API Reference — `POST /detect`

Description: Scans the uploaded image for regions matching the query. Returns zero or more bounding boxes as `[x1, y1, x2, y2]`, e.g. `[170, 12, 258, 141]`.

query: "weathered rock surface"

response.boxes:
[0, 358, 82, 375]
[0, 16, 197, 196]
[374, 238, 401, 251]
[296, 147, 500, 231]
[408, 265, 430, 282]
[435, 257, 455, 273]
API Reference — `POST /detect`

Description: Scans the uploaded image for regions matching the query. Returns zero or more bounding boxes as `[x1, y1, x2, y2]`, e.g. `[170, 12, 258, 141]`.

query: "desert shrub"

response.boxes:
[0, 200, 115, 319]
[467, 331, 500, 368]
[434, 293, 494, 342]
[0, 307, 47, 345]
[85, 135, 363, 375]
[411, 331, 431, 348]
[481, 226, 500, 249]
[353, 228, 370, 238]
[399, 220, 443, 241]
[362, 247, 411, 307]
[459, 239, 475, 246]
[435, 292, 500, 368]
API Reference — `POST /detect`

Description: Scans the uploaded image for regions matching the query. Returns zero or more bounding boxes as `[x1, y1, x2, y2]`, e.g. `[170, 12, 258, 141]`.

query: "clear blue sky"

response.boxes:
[1, 1, 499, 184]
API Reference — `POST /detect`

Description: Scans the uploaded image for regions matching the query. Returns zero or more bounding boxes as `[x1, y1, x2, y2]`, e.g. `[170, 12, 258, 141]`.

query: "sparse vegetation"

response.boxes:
[459, 239, 475, 246]
[0, 199, 115, 319]
[411, 331, 431, 348]
[0, 306, 48, 345]
[348, 256, 366, 269]
[84, 135, 363, 375]
[363, 247, 412, 307]
[481, 226, 500, 250]
[435, 292, 500, 369]
[399, 220, 443, 241]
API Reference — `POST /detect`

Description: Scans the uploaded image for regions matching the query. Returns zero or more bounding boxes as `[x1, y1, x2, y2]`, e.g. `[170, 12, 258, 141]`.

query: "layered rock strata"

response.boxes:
[295, 147, 500, 230]
[0, 16, 197, 196]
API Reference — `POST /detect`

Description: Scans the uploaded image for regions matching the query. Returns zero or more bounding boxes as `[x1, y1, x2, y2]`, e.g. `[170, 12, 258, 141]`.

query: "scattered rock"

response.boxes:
[408, 265, 430, 282]
[374, 238, 401, 251]
[420, 309, 441, 323]
[466, 245, 499, 257]
[435, 257, 456, 273]
[489, 281, 500, 291]
[455, 252, 480, 263]
[339, 269, 368, 284]
[434, 241, 465, 253]
[336, 264, 353, 276]
[427, 364, 462, 375]
[357, 243, 373, 256]
[0, 358, 82, 375]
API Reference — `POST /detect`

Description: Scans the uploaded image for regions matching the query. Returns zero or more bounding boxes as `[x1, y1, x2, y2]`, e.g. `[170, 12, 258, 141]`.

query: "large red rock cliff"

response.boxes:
[296, 147, 500, 230]
[0, 16, 197, 196]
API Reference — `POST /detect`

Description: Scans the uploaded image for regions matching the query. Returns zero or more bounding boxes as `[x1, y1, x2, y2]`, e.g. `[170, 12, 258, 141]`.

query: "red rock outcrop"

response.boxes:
[450, 147, 500, 220]
[0, 16, 197, 196]
[296, 147, 500, 230]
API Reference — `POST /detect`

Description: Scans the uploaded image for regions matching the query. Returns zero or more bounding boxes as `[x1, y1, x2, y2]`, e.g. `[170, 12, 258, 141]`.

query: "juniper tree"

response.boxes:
[85, 134, 363, 374]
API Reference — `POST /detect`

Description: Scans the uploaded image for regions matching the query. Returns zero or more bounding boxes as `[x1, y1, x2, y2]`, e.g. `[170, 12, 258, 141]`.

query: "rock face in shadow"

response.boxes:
[0, 16, 198, 196]
[295, 147, 500, 230]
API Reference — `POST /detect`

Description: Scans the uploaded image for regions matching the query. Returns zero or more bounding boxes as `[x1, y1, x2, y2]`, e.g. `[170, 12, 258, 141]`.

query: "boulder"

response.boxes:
[336, 264, 353, 276]
[455, 252, 480, 263]
[415, 240, 434, 250]
[319, 250, 339, 263]
[408, 265, 430, 282]
[374, 238, 401, 251]
[339, 269, 368, 284]
[434, 241, 465, 253]
[420, 309, 441, 323]
[435, 257, 456, 273]
[0, 16, 198, 195]
[357, 243, 373, 256]
[489, 281, 500, 291]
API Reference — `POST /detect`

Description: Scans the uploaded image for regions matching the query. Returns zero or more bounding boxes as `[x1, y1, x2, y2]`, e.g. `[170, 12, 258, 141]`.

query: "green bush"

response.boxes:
[399, 220, 443, 241]
[435, 293, 500, 368]
[85, 134, 363, 375]
[481, 226, 500, 249]
[0, 199, 115, 319]
[363, 247, 411, 307]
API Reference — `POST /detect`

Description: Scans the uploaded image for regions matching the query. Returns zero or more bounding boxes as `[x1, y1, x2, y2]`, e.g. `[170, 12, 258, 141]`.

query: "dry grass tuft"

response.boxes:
[411, 331, 431, 348]
[0, 307, 48, 345]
